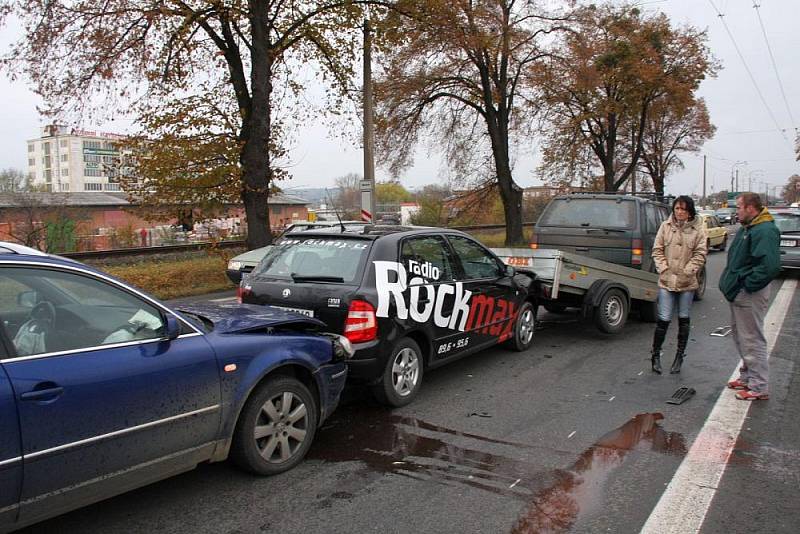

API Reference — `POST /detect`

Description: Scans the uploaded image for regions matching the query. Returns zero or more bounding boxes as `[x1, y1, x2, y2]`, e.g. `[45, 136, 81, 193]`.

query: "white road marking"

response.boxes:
[609, 396, 616, 402]
[209, 296, 236, 303]
[567, 431, 576, 439]
[641, 279, 796, 534]
[509, 478, 521, 489]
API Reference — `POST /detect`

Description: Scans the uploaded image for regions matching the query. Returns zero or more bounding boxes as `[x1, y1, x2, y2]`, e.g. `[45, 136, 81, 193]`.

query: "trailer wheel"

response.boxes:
[594, 288, 628, 334]
[694, 266, 706, 301]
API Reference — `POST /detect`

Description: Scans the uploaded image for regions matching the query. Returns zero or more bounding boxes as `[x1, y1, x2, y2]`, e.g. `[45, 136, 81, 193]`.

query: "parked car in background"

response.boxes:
[0, 242, 351, 531]
[699, 214, 728, 251]
[773, 213, 800, 270]
[226, 220, 366, 283]
[715, 207, 738, 225]
[239, 226, 538, 407]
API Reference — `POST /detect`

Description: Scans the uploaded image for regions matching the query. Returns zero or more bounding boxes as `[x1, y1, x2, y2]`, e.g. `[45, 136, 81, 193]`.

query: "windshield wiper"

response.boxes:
[586, 227, 626, 233]
[290, 273, 345, 283]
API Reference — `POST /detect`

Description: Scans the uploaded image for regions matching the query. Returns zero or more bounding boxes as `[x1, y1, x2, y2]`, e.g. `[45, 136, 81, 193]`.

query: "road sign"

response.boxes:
[360, 180, 372, 192]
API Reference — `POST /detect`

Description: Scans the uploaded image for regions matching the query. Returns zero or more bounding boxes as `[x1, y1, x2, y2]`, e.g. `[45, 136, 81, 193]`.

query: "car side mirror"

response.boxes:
[505, 265, 516, 277]
[164, 315, 181, 340]
[17, 290, 37, 308]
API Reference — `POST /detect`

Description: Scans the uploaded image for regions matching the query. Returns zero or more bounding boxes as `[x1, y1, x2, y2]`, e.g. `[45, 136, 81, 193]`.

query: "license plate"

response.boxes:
[780, 240, 796, 247]
[272, 305, 315, 317]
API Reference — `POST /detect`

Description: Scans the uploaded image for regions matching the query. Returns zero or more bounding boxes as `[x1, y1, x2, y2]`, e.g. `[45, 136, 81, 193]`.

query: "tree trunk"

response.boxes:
[486, 110, 524, 245]
[241, 3, 274, 249]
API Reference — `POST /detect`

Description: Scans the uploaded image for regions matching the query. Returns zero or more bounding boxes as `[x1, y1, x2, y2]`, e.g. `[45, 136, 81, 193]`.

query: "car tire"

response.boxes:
[542, 302, 568, 314]
[594, 288, 628, 334]
[230, 377, 318, 476]
[706, 239, 712, 252]
[717, 235, 727, 251]
[373, 337, 424, 407]
[504, 301, 536, 351]
[694, 266, 707, 301]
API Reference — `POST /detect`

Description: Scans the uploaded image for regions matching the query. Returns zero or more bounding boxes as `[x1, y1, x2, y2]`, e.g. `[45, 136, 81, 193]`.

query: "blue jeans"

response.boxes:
[657, 288, 694, 321]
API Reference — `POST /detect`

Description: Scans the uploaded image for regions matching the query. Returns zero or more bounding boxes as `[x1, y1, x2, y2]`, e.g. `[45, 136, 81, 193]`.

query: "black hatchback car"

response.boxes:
[239, 226, 538, 407]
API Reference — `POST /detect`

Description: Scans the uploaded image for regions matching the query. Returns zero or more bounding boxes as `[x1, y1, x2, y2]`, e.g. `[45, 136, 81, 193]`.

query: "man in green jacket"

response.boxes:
[718, 193, 781, 400]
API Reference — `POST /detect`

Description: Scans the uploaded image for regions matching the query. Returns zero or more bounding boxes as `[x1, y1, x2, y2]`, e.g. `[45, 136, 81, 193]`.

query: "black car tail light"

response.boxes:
[237, 285, 253, 303]
[344, 299, 377, 343]
[529, 232, 539, 250]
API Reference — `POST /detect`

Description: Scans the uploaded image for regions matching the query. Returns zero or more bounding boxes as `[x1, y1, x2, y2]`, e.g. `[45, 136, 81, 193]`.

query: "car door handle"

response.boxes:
[20, 385, 64, 401]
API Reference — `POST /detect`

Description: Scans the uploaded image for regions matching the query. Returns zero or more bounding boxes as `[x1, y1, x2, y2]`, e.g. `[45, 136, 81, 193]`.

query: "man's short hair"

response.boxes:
[738, 192, 763, 211]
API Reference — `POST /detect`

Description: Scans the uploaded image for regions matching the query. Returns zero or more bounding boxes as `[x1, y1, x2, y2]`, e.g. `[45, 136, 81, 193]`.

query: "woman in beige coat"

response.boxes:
[650, 195, 708, 374]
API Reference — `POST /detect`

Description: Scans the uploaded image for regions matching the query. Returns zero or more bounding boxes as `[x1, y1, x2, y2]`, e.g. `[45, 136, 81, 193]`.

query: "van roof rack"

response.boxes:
[564, 191, 674, 203]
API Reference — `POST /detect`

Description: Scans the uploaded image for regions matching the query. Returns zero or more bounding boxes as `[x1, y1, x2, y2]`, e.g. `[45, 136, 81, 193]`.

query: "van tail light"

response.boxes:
[631, 238, 643, 266]
[237, 285, 253, 303]
[530, 232, 539, 250]
[344, 299, 377, 343]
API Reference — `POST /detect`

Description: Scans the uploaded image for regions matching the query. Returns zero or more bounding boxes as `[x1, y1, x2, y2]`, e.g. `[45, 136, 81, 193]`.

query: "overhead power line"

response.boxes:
[752, 2, 797, 131]
[707, 0, 788, 141]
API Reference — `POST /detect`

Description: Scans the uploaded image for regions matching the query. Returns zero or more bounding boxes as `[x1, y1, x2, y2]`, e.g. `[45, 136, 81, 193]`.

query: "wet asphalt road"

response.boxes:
[21, 234, 800, 534]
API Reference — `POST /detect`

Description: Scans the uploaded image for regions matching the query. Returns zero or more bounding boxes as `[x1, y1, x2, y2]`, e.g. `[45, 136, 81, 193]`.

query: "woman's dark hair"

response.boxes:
[672, 195, 696, 219]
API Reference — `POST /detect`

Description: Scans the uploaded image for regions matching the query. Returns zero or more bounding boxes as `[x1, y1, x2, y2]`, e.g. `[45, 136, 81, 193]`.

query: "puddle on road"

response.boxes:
[309, 408, 686, 532]
[511, 413, 686, 533]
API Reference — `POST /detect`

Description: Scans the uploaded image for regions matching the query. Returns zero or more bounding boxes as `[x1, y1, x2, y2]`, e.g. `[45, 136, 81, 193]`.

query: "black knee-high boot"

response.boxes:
[671, 317, 690, 374]
[651, 320, 669, 374]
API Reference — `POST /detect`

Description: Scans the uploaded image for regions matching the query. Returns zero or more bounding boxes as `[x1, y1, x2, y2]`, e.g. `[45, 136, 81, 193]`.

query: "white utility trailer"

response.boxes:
[491, 248, 660, 333]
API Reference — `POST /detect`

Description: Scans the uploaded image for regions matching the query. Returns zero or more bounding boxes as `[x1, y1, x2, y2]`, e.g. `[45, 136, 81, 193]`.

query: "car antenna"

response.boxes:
[325, 188, 347, 232]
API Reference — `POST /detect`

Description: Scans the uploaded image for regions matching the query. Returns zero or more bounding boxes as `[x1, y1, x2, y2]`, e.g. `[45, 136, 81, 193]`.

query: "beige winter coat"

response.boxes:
[652, 215, 708, 292]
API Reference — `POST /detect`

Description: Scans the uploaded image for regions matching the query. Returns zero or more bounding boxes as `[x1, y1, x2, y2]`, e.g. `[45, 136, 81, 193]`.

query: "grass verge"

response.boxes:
[93, 256, 236, 300]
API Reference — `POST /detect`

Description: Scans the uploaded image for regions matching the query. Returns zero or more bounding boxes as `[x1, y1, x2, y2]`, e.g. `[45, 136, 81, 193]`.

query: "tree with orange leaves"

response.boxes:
[1, 0, 367, 249]
[373, 0, 568, 245]
[534, 3, 716, 193]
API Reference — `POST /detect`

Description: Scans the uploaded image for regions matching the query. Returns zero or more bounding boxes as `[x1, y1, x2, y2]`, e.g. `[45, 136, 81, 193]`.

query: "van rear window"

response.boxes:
[538, 199, 635, 228]
[252, 237, 371, 282]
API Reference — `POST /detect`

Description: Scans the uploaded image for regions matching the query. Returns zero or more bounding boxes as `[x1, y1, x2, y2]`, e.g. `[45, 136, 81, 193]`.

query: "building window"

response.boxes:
[83, 140, 102, 150]
[60, 139, 68, 147]
[43, 142, 51, 154]
[104, 183, 121, 191]
[60, 183, 70, 191]
[84, 182, 103, 191]
[44, 170, 52, 181]
[61, 153, 68, 162]
[84, 168, 103, 177]
[28, 144, 35, 152]
[61, 168, 69, 176]
[28, 158, 35, 166]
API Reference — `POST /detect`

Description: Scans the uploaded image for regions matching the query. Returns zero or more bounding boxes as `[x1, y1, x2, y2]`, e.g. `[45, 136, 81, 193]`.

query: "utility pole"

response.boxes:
[361, 18, 376, 223]
[702, 155, 707, 207]
[735, 168, 739, 192]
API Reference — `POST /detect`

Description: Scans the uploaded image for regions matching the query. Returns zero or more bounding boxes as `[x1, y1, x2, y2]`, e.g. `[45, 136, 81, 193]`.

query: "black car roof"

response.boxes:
[276, 224, 470, 241]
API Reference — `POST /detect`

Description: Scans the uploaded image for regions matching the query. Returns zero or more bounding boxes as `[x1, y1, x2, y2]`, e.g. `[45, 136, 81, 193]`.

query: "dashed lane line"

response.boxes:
[640, 278, 797, 534]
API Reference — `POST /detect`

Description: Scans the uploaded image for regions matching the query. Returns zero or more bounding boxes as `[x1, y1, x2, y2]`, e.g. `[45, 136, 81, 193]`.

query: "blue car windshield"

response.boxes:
[253, 236, 371, 282]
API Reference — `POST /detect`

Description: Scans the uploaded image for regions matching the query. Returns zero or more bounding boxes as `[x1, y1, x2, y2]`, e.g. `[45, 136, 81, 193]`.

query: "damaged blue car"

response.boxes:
[0, 242, 351, 532]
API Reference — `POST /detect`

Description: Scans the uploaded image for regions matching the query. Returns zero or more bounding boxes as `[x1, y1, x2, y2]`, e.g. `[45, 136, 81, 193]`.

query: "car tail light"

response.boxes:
[344, 299, 377, 343]
[631, 238, 643, 266]
[237, 285, 253, 303]
[530, 232, 539, 250]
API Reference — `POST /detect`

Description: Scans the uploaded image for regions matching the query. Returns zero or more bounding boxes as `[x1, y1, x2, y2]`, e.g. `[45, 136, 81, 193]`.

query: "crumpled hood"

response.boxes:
[177, 302, 326, 334]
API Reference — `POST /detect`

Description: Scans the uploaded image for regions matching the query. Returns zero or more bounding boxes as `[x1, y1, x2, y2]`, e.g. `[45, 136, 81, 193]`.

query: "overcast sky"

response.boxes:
[1, 0, 798, 198]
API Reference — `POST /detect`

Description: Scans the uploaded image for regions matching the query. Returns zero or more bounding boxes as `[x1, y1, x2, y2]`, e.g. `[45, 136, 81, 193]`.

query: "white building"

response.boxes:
[26, 125, 132, 193]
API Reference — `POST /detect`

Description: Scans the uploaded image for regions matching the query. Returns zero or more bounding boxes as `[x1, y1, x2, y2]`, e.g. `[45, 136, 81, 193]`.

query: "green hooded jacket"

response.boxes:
[718, 208, 781, 302]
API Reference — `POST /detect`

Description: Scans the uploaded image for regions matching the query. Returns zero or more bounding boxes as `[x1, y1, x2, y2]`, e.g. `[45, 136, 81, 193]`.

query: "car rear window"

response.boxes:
[538, 198, 636, 229]
[252, 236, 371, 282]
[774, 215, 800, 233]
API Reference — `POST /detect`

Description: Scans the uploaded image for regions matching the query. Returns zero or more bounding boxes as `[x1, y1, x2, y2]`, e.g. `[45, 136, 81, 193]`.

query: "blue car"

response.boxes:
[0, 242, 351, 531]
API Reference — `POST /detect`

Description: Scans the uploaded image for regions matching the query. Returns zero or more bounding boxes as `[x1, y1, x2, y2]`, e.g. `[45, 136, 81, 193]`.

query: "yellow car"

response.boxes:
[701, 214, 728, 251]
